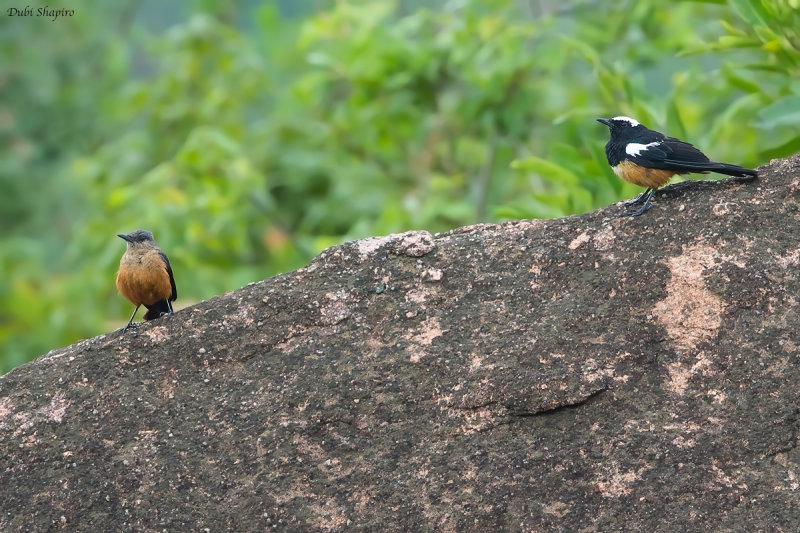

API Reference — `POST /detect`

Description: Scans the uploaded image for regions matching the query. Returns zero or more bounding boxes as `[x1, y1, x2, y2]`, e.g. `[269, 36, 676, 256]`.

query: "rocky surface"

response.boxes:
[2, 154, 800, 532]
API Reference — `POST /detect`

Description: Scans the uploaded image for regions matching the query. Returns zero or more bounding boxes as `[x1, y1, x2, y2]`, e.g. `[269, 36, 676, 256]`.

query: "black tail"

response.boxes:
[144, 299, 172, 320]
[689, 162, 758, 178]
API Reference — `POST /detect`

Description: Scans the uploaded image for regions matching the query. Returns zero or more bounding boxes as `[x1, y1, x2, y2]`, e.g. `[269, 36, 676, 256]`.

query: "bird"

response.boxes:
[116, 230, 177, 331]
[597, 116, 757, 216]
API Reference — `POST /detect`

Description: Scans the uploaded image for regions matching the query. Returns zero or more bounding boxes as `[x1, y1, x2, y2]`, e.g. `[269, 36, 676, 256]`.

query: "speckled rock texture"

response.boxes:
[3, 154, 800, 532]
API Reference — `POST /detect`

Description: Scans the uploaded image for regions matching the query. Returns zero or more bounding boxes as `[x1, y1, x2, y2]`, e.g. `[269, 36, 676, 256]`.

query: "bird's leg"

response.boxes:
[166, 299, 174, 316]
[625, 188, 653, 207]
[626, 188, 656, 217]
[123, 304, 141, 332]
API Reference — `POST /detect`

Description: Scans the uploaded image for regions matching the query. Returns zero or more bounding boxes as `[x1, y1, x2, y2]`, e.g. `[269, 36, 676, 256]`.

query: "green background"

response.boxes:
[2, 0, 798, 374]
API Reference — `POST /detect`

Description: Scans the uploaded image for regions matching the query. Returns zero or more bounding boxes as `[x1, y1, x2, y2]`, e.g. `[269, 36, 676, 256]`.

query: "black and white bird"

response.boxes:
[597, 116, 757, 216]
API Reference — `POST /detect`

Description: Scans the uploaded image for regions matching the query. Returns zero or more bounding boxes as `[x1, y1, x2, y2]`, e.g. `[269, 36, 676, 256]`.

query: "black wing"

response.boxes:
[159, 250, 178, 302]
[628, 137, 711, 172]
[629, 137, 756, 177]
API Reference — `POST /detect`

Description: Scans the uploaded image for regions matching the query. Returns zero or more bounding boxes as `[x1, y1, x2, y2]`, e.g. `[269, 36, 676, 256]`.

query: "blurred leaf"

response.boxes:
[718, 35, 760, 48]
[728, 0, 769, 26]
[754, 96, 800, 128]
[740, 63, 788, 73]
[666, 102, 688, 140]
[760, 134, 800, 161]
[559, 35, 600, 67]
[721, 63, 761, 93]
[719, 19, 747, 36]
[511, 156, 579, 185]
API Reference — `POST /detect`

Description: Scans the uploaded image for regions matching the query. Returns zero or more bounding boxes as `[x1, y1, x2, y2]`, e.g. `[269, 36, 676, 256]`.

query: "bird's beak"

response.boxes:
[596, 118, 612, 126]
[117, 233, 133, 243]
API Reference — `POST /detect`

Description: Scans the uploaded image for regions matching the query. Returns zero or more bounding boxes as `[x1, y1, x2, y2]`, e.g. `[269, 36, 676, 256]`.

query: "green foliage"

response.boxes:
[681, 0, 800, 157]
[2, 0, 799, 374]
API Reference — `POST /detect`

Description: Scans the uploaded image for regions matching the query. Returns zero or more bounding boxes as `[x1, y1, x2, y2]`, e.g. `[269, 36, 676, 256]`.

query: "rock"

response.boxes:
[2, 154, 800, 531]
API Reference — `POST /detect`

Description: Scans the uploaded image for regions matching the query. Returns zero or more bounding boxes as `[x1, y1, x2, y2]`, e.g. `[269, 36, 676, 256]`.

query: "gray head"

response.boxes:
[118, 229, 156, 247]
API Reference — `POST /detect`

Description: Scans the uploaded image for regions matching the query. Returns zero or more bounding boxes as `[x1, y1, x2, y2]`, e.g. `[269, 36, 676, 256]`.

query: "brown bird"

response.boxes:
[116, 230, 177, 331]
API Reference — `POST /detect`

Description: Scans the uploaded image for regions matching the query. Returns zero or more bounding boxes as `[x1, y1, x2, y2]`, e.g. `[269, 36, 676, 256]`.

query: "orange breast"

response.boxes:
[612, 160, 678, 189]
[116, 249, 172, 306]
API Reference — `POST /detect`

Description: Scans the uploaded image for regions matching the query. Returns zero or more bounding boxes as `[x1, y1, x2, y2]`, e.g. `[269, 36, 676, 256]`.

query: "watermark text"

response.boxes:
[7, 6, 76, 21]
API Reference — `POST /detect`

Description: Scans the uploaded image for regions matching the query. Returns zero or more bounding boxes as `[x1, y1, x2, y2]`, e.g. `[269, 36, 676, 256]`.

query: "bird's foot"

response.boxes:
[122, 322, 139, 333]
[624, 189, 652, 207]
[624, 194, 645, 207]
[625, 202, 653, 217]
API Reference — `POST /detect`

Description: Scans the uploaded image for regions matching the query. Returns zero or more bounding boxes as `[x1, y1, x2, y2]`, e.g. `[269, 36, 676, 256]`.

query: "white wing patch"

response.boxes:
[625, 141, 661, 157]
[613, 116, 640, 126]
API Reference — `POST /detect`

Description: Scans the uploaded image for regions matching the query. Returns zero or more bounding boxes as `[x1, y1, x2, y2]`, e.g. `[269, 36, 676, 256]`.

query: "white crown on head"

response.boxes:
[612, 116, 640, 126]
